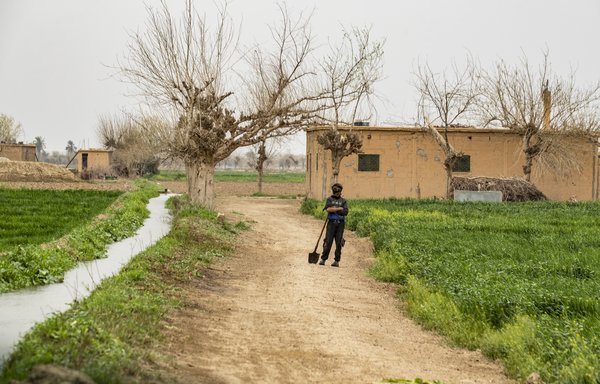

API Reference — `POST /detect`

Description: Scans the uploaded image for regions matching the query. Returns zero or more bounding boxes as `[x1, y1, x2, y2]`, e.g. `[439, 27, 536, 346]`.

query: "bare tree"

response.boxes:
[97, 113, 164, 176]
[315, 27, 385, 186]
[246, 136, 283, 193]
[413, 57, 481, 198]
[480, 52, 600, 181]
[117, 1, 320, 208]
[0, 114, 22, 143]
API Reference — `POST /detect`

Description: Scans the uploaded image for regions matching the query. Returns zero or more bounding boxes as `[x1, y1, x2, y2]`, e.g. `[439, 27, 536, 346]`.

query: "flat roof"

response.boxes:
[306, 125, 512, 134]
[306, 125, 600, 137]
[77, 148, 113, 153]
[0, 143, 36, 148]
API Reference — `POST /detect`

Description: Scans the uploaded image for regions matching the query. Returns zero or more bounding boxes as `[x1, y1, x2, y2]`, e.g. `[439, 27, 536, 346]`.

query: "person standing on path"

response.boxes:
[319, 183, 348, 267]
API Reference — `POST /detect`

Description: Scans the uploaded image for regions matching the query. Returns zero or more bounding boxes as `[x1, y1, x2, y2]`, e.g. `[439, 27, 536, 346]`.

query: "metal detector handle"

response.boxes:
[313, 218, 328, 253]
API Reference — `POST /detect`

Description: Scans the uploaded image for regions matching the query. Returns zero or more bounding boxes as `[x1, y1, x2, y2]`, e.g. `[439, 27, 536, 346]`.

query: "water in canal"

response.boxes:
[0, 193, 175, 366]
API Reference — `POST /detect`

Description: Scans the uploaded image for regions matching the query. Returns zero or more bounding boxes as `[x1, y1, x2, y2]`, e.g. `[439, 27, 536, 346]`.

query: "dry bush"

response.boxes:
[451, 176, 547, 202]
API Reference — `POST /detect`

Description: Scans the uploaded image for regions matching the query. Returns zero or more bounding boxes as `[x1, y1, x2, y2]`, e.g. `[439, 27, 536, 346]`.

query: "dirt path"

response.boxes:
[158, 196, 512, 384]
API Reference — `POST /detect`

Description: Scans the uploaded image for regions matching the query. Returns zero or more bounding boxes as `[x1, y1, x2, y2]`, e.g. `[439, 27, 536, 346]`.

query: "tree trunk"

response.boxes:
[331, 150, 343, 186]
[426, 122, 459, 199]
[256, 141, 267, 193]
[186, 161, 216, 208]
[257, 163, 264, 193]
[446, 166, 453, 199]
[522, 133, 535, 182]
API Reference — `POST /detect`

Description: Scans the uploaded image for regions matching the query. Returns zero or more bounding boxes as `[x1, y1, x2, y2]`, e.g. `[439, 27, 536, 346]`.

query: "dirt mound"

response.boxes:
[0, 161, 76, 182]
[452, 176, 547, 202]
[0, 157, 10, 162]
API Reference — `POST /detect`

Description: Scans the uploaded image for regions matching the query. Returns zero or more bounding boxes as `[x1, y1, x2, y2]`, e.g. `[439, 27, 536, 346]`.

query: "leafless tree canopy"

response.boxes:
[415, 57, 481, 129]
[116, 0, 385, 206]
[479, 52, 600, 180]
[315, 28, 385, 185]
[97, 113, 164, 176]
[317, 129, 363, 183]
[413, 57, 481, 198]
[317, 28, 385, 125]
[0, 114, 23, 143]
[414, 51, 600, 191]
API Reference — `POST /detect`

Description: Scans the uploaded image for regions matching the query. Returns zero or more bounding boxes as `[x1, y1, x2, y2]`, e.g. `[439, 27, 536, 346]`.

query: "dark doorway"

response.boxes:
[82, 153, 88, 170]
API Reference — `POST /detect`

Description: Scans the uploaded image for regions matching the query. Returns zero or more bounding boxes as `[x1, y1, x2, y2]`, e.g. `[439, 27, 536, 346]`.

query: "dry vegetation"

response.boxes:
[451, 176, 547, 201]
[0, 160, 76, 182]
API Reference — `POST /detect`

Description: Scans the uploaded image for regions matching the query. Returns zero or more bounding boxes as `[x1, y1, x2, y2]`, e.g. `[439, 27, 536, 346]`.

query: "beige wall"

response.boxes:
[76, 150, 112, 173]
[306, 127, 599, 201]
[0, 144, 37, 161]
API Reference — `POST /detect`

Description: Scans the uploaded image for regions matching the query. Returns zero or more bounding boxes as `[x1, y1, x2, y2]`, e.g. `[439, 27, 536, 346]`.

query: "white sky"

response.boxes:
[1, 0, 599, 154]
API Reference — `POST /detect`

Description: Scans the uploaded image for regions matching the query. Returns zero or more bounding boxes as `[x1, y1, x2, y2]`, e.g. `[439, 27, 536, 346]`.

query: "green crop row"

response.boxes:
[301, 198, 600, 383]
[0, 189, 123, 251]
[0, 195, 242, 383]
[0, 181, 160, 293]
[147, 169, 306, 183]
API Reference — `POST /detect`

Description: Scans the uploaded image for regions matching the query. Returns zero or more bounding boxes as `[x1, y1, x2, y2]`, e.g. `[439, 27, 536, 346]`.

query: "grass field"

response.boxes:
[0, 195, 240, 383]
[0, 189, 122, 252]
[149, 169, 305, 183]
[0, 182, 159, 293]
[302, 198, 600, 383]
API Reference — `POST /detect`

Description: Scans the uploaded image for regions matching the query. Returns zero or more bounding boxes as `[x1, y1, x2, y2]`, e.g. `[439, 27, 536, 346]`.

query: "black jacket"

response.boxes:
[323, 195, 348, 221]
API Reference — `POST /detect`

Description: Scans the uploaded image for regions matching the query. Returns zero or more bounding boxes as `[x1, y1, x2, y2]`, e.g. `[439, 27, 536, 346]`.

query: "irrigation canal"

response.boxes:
[0, 193, 175, 367]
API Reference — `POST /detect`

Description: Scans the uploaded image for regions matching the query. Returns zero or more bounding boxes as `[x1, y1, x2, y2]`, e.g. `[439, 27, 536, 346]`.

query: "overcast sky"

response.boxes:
[1, 0, 599, 154]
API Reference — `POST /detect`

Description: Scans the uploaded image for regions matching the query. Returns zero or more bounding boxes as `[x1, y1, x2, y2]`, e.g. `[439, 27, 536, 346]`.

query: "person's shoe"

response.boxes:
[331, 261, 340, 267]
[318, 259, 326, 265]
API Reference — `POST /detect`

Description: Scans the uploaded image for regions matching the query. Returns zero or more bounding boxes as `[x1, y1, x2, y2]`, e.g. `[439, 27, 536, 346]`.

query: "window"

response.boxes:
[452, 155, 471, 172]
[358, 154, 380, 172]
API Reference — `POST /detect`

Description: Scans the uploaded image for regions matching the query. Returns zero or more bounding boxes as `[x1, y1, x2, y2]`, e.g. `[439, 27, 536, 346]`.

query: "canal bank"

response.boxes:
[0, 193, 175, 366]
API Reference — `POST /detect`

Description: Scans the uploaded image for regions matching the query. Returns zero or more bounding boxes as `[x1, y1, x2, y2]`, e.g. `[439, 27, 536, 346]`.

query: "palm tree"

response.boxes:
[65, 140, 77, 157]
[32, 136, 46, 160]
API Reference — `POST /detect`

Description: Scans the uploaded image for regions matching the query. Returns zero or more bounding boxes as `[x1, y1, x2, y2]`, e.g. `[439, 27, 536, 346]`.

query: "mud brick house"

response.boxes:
[0, 143, 37, 161]
[72, 148, 113, 175]
[306, 126, 600, 201]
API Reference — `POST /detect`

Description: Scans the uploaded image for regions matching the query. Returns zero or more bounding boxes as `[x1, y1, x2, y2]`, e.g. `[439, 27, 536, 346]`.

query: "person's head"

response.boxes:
[332, 183, 343, 197]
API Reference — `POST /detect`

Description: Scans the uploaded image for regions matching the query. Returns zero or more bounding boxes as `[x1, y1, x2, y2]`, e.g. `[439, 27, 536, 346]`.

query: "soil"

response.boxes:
[154, 195, 513, 384]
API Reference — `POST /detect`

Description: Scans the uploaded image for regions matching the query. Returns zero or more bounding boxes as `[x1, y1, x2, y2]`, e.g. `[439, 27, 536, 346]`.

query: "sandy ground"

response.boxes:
[155, 195, 513, 384]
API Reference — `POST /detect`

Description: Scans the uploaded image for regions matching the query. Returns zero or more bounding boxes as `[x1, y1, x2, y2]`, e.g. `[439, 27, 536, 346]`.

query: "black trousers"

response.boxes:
[322, 220, 345, 262]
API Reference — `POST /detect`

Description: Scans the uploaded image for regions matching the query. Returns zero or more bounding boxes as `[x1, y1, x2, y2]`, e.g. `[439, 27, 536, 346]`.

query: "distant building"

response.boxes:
[71, 148, 113, 176]
[0, 143, 37, 162]
[306, 126, 600, 201]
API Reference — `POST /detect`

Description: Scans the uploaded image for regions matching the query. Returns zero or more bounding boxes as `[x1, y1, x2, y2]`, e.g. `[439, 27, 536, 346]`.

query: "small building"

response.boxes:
[72, 148, 113, 175]
[0, 143, 37, 162]
[306, 126, 600, 201]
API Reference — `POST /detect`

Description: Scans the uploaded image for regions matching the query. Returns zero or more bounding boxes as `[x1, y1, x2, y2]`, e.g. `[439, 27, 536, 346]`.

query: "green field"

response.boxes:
[0, 183, 159, 292]
[0, 189, 122, 252]
[302, 198, 600, 383]
[0, 195, 239, 383]
[149, 169, 305, 183]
